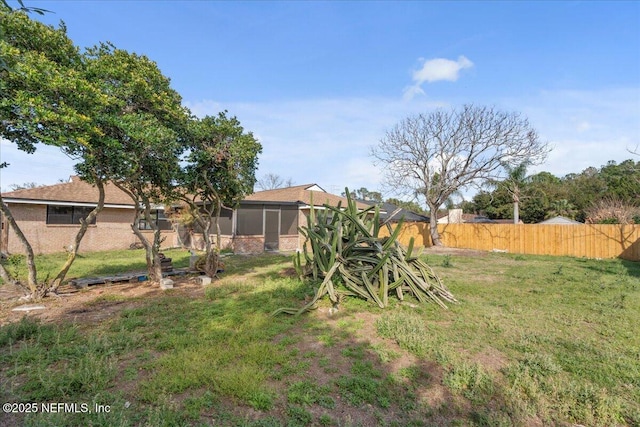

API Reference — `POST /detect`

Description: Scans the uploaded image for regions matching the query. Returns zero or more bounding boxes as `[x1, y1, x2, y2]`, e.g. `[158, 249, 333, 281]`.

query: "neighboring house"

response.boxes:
[0, 176, 176, 255]
[437, 208, 524, 224]
[437, 209, 466, 224]
[1, 180, 367, 255]
[467, 216, 525, 224]
[538, 216, 582, 225]
[360, 201, 429, 223]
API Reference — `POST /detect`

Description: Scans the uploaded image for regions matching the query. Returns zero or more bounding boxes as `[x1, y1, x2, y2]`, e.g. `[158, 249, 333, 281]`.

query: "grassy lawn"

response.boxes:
[0, 248, 192, 284]
[0, 250, 638, 426]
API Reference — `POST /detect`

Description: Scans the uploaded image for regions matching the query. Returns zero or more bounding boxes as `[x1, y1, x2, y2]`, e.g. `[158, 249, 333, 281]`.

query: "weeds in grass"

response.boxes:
[336, 360, 391, 408]
[287, 380, 335, 408]
[370, 342, 400, 363]
[442, 254, 453, 268]
[0, 316, 41, 346]
[444, 362, 495, 404]
[318, 414, 335, 426]
[287, 404, 313, 426]
[376, 310, 443, 358]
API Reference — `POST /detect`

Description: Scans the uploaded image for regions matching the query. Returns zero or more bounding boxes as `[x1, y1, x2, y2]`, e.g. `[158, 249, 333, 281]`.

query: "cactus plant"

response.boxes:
[274, 189, 457, 315]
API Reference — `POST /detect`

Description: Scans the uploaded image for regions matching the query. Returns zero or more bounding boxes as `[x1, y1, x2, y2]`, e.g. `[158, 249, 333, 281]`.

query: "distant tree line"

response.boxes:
[462, 159, 640, 224]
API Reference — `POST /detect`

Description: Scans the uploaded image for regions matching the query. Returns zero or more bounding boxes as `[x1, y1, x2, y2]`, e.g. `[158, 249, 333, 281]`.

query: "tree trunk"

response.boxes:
[513, 189, 520, 224]
[113, 182, 165, 284]
[0, 195, 39, 297]
[131, 223, 164, 283]
[428, 204, 443, 246]
[130, 203, 163, 283]
[50, 179, 106, 292]
[203, 235, 219, 278]
[198, 210, 219, 278]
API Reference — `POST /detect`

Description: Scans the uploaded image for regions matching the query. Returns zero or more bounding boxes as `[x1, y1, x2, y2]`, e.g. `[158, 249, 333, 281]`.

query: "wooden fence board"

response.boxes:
[383, 223, 640, 261]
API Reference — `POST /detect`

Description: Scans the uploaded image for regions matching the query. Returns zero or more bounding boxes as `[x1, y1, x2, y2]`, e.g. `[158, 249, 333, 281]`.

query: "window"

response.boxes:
[218, 208, 233, 235]
[138, 209, 172, 231]
[236, 205, 263, 235]
[46, 205, 97, 225]
[280, 207, 298, 235]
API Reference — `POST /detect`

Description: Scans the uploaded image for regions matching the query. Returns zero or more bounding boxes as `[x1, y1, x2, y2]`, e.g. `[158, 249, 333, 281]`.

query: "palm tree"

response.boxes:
[546, 199, 577, 219]
[486, 161, 531, 224]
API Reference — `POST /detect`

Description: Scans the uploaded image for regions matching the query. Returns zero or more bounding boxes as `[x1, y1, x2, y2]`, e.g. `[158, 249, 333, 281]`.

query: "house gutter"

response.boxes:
[1, 198, 135, 209]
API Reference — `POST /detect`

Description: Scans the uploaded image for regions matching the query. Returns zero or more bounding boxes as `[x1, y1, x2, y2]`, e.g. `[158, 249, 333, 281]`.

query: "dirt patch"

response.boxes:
[0, 274, 205, 327]
[422, 246, 487, 257]
[470, 347, 509, 373]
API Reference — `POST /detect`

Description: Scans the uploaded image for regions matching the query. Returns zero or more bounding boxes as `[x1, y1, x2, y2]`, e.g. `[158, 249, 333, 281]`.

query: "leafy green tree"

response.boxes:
[563, 167, 607, 222]
[178, 112, 261, 277]
[0, 10, 106, 298]
[83, 42, 189, 283]
[0, 1, 50, 71]
[599, 159, 640, 203]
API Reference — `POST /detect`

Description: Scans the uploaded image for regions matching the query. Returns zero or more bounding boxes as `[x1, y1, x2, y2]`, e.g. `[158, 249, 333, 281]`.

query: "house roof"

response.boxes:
[2, 179, 371, 211]
[465, 216, 524, 224]
[244, 184, 370, 209]
[437, 210, 524, 224]
[538, 216, 582, 225]
[1, 176, 134, 207]
[361, 201, 429, 222]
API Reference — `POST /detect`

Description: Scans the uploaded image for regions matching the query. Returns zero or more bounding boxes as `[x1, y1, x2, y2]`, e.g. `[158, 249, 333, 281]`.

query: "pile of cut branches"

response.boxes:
[274, 190, 457, 315]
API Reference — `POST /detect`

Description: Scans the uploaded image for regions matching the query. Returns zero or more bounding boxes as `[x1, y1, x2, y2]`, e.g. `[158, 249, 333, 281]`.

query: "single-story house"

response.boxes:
[1, 179, 367, 255]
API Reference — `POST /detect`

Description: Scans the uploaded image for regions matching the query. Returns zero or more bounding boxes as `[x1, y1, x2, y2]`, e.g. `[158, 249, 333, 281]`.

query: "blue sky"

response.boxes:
[1, 1, 639, 200]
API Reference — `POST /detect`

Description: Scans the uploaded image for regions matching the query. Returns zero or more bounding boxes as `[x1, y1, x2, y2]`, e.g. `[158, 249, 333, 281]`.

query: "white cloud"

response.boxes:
[414, 56, 474, 83]
[403, 56, 474, 100]
[402, 85, 425, 102]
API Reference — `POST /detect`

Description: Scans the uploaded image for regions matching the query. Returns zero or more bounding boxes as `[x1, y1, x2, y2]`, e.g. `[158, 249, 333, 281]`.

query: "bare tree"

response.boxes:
[255, 173, 294, 191]
[372, 105, 549, 245]
[8, 182, 41, 191]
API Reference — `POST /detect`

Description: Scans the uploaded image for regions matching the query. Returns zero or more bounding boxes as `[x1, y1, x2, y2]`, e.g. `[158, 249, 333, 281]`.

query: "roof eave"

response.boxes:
[2, 198, 135, 209]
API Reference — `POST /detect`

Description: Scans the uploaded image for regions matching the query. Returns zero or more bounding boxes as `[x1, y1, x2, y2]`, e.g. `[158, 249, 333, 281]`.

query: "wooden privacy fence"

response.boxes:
[384, 223, 640, 261]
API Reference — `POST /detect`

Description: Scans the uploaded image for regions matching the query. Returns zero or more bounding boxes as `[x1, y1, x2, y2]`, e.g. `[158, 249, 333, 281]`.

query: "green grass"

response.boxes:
[380, 253, 640, 425]
[0, 247, 192, 285]
[1, 251, 639, 426]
